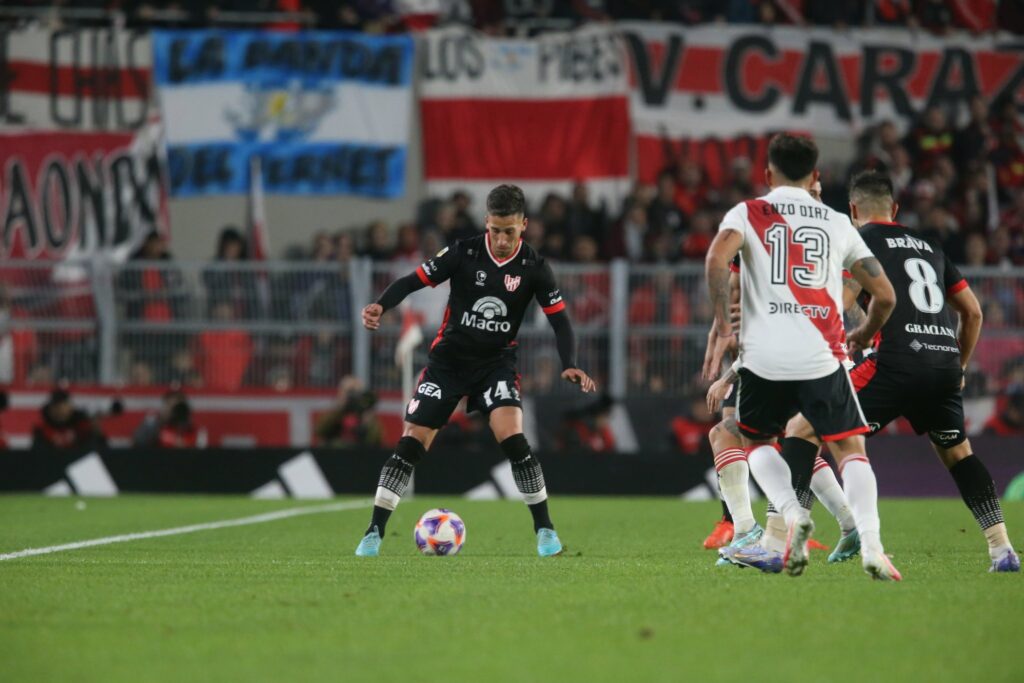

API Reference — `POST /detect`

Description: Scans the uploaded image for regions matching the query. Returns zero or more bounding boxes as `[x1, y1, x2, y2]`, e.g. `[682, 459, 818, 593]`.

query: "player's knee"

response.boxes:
[402, 423, 435, 450]
[396, 433, 428, 463]
[785, 415, 817, 443]
[933, 437, 971, 469]
[498, 432, 531, 463]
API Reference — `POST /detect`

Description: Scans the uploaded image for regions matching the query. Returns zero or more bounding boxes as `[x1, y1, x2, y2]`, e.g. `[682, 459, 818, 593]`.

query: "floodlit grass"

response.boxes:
[0, 495, 1020, 683]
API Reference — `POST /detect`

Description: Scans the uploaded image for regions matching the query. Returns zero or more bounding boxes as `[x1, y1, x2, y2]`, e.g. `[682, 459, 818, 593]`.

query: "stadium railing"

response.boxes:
[3, 258, 1022, 398]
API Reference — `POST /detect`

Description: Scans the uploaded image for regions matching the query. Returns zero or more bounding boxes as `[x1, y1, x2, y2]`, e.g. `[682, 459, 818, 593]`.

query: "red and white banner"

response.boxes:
[620, 23, 1024, 183]
[419, 26, 631, 212]
[0, 26, 168, 261]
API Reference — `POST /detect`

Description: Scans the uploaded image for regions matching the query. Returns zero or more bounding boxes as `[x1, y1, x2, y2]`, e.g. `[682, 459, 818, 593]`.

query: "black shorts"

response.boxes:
[405, 357, 522, 429]
[722, 383, 737, 411]
[850, 356, 966, 447]
[736, 365, 868, 442]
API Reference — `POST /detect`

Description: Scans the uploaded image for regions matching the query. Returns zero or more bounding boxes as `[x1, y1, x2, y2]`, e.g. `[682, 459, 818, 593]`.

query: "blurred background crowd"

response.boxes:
[18, 0, 1024, 34]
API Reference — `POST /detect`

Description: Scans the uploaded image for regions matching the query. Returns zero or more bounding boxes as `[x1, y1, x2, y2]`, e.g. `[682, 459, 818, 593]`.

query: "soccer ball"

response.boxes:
[414, 508, 466, 556]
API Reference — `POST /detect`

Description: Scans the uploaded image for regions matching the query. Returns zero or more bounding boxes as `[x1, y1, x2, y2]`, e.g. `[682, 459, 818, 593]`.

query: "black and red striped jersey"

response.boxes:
[415, 234, 565, 363]
[858, 221, 966, 369]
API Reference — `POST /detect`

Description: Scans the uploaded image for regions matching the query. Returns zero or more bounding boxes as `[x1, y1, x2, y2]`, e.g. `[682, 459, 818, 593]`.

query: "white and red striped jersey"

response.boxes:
[720, 186, 874, 381]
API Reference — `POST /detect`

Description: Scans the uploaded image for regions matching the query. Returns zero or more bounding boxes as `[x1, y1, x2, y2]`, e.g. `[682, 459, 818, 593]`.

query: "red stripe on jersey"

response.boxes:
[947, 279, 968, 295]
[415, 266, 434, 287]
[745, 199, 846, 362]
[430, 306, 450, 350]
[542, 301, 566, 315]
[850, 357, 877, 391]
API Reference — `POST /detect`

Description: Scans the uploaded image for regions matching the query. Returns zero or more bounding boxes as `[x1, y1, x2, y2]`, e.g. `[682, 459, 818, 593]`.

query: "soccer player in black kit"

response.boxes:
[785, 170, 1019, 572]
[354, 184, 596, 557]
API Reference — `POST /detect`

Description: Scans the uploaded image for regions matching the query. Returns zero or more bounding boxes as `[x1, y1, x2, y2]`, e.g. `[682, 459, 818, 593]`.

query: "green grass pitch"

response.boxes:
[1, 495, 1020, 683]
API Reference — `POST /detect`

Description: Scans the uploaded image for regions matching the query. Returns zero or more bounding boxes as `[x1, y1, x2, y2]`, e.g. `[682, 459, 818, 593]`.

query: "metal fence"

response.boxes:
[2, 259, 1022, 398]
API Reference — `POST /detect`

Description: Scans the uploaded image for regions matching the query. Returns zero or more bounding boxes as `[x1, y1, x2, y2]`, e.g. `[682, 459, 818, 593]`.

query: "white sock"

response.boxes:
[715, 448, 755, 535]
[810, 457, 856, 535]
[763, 512, 787, 553]
[747, 445, 803, 526]
[840, 456, 882, 553]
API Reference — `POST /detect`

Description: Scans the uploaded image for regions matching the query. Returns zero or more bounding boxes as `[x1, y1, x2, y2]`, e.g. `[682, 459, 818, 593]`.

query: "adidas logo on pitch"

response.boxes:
[461, 296, 511, 332]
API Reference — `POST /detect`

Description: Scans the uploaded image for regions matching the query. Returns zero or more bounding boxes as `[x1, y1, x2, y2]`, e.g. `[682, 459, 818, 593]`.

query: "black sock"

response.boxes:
[366, 436, 426, 536]
[949, 455, 1005, 531]
[720, 499, 733, 523]
[780, 437, 819, 511]
[500, 433, 553, 532]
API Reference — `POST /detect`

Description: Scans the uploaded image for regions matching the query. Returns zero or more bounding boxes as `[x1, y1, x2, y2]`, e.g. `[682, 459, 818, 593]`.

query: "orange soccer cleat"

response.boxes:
[703, 518, 734, 549]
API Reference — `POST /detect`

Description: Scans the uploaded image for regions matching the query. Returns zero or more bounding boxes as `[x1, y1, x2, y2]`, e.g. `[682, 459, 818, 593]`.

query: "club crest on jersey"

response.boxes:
[408, 399, 420, 414]
[476, 270, 487, 286]
[504, 275, 521, 292]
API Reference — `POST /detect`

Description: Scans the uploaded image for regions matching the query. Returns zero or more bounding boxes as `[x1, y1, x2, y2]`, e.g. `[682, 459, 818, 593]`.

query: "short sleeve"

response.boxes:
[534, 260, 565, 315]
[416, 243, 460, 287]
[719, 203, 747, 243]
[943, 253, 968, 295]
[842, 222, 874, 270]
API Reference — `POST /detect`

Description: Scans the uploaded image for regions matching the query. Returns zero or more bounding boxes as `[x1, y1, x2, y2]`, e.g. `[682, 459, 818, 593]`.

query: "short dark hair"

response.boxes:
[767, 133, 818, 182]
[486, 184, 526, 217]
[848, 169, 895, 206]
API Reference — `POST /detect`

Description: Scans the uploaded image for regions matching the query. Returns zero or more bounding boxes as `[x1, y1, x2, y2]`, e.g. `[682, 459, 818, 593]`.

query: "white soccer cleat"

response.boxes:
[782, 513, 814, 577]
[862, 549, 902, 581]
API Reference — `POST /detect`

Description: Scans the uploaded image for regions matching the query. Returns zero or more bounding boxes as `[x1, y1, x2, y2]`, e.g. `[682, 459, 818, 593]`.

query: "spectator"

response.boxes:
[984, 386, 1024, 435]
[133, 389, 198, 448]
[648, 170, 687, 234]
[566, 182, 607, 247]
[558, 394, 616, 452]
[203, 226, 259, 320]
[955, 96, 996, 169]
[196, 302, 252, 391]
[363, 221, 394, 261]
[680, 210, 715, 261]
[607, 203, 650, 261]
[0, 283, 37, 385]
[31, 388, 106, 450]
[670, 393, 716, 456]
[315, 376, 383, 447]
[450, 190, 481, 239]
[906, 106, 955, 176]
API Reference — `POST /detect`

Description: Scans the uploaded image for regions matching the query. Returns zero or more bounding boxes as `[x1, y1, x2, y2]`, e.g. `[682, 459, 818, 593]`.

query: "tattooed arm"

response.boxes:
[846, 257, 895, 353]
[704, 229, 744, 377]
[842, 273, 867, 329]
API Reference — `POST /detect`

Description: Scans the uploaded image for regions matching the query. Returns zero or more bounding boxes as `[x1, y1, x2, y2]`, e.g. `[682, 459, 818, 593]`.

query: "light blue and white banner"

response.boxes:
[152, 30, 413, 198]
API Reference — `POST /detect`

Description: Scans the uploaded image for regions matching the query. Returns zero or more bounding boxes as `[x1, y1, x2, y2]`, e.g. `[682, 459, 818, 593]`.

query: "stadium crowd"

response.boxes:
[17, 1, 1024, 35]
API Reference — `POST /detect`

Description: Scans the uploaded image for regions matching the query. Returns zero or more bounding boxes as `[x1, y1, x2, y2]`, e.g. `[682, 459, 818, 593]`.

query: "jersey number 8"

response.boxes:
[904, 258, 944, 313]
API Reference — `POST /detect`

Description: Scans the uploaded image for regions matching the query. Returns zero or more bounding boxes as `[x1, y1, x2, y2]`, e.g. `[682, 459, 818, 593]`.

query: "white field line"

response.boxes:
[0, 499, 372, 562]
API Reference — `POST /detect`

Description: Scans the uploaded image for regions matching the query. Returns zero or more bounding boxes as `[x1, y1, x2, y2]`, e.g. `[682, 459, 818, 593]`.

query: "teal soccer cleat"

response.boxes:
[717, 524, 765, 567]
[537, 528, 563, 557]
[355, 526, 382, 557]
[828, 529, 861, 563]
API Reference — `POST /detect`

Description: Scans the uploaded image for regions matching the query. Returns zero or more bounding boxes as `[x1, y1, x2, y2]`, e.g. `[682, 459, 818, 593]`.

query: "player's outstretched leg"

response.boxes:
[783, 417, 860, 562]
[747, 443, 813, 577]
[810, 456, 860, 562]
[499, 433, 562, 556]
[708, 416, 757, 551]
[940, 443, 1020, 572]
[833, 444, 901, 581]
[355, 434, 427, 557]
